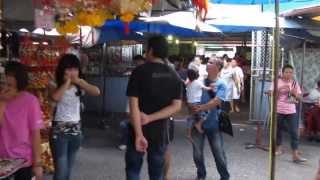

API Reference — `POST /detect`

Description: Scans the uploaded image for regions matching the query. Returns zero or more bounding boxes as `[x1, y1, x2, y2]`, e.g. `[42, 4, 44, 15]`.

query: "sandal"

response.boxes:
[275, 150, 283, 156]
[293, 157, 308, 164]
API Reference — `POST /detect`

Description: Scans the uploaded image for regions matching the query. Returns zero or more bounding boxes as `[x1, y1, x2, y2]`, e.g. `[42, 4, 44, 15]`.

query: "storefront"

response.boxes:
[82, 41, 143, 115]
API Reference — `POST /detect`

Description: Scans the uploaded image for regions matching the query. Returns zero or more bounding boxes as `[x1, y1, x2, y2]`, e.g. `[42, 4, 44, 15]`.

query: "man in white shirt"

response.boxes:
[306, 81, 320, 103]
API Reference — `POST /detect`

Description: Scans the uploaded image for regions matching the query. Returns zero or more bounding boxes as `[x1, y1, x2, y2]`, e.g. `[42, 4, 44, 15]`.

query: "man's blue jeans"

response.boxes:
[125, 137, 167, 180]
[192, 128, 230, 180]
[50, 133, 82, 180]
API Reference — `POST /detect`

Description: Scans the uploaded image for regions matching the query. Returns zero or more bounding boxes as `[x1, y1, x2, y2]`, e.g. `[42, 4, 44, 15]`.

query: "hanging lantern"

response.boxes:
[107, 0, 153, 33]
[108, 0, 152, 15]
[37, 0, 155, 34]
[75, 0, 114, 27]
[120, 13, 135, 34]
[54, 6, 79, 34]
[56, 20, 79, 35]
[76, 9, 113, 27]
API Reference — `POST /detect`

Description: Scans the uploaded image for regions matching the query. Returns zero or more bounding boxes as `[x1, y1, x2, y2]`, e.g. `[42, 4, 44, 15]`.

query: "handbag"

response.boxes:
[218, 110, 234, 137]
[288, 80, 298, 104]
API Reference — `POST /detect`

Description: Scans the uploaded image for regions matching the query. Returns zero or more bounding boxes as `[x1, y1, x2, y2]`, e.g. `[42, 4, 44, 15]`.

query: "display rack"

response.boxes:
[20, 36, 70, 173]
[105, 41, 143, 77]
[82, 45, 103, 76]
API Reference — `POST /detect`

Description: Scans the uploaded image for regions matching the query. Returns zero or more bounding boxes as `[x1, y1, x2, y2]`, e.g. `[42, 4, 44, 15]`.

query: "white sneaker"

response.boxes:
[118, 145, 127, 151]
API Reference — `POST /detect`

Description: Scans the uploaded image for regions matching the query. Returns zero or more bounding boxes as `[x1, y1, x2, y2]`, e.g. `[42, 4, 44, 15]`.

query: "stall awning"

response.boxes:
[281, 5, 320, 17]
[100, 20, 210, 38]
[98, 27, 144, 44]
[263, 0, 320, 12]
[206, 12, 303, 32]
[140, 11, 221, 33]
[146, 10, 303, 33]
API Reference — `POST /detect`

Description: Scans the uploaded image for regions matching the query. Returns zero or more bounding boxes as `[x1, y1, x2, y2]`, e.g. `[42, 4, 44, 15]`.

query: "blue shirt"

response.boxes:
[201, 78, 227, 130]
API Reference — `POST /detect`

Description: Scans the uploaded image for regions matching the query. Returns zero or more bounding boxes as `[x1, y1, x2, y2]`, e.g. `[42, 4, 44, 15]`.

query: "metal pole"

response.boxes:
[249, 31, 256, 122]
[257, 29, 269, 147]
[298, 41, 306, 135]
[80, 26, 83, 47]
[0, 0, 3, 52]
[102, 43, 107, 116]
[269, 0, 280, 179]
[0, 0, 3, 29]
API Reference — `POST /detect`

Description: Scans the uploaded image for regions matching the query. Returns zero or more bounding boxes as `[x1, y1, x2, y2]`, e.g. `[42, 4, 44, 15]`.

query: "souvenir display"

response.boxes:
[19, 36, 70, 173]
[34, 0, 154, 34]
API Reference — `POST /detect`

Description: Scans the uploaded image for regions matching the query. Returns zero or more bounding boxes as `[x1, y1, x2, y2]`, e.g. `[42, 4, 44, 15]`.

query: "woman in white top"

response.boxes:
[231, 59, 243, 112]
[220, 58, 239, 112]
[51, 54, 100, 180]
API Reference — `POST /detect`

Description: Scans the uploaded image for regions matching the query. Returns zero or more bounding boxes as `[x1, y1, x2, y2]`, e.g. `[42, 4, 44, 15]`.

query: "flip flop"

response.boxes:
[293, 158, 308, 164]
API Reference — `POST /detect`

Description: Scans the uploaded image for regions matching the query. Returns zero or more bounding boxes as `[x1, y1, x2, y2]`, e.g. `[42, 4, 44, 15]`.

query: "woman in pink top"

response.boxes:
[270, 64, 306, 163]
[0, 61, 44, 180]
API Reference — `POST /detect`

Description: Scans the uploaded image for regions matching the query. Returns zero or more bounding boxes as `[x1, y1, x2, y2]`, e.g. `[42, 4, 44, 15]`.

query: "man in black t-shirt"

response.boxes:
[126, 35, 183, 180]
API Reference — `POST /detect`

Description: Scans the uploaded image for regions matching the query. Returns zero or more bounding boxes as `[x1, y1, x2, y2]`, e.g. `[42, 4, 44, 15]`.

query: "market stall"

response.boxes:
[20, 35, 70, 173]
[82, 41, 143, 115]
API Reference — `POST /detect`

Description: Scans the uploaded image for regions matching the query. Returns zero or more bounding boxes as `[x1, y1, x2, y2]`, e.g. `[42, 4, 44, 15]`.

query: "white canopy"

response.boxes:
[140, 11, 222, 33]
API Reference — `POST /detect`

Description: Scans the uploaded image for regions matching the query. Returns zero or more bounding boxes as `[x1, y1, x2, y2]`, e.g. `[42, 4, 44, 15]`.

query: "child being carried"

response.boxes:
[186, 69, 212, 138]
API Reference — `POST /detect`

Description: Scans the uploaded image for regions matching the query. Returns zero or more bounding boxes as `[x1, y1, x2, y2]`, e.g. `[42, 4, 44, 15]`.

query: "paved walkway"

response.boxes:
[45, 113, 319, 180]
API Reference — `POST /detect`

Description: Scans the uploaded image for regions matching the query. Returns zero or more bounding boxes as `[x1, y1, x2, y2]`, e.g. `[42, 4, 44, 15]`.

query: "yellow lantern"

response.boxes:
[56, 19, 79, 35]
[107, 0, 152, 33]
[108, 0, 152, 14]
[52, 0, 153, 34]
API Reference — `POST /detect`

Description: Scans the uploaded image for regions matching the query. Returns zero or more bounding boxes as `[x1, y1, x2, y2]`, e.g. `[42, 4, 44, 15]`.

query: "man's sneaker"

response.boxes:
[118, 145, 127, 151]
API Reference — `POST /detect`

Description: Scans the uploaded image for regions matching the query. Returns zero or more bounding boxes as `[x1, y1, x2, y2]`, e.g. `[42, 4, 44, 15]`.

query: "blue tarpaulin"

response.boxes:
[263, 0, 320, 12]
[98, 28, 144, 44]
[98, 20, 208, 43]
[213, 25, 264, 32]
[102, 20, 207, 37]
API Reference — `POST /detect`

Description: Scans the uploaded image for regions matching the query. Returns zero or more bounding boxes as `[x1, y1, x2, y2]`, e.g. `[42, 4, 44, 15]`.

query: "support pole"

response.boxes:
[80, 26, 83, 47]
[269, 0, 280, 179]
[0, 0, 3, 51]
[298, 41, 306, 136]
[257, 29, 269, 148]
[0, 0, 3, 30]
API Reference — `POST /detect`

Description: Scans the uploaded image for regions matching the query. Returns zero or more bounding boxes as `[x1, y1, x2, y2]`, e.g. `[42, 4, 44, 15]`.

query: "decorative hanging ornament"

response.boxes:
[35, 0, 155, 34]
[56, 0, 77, 7]
[96, 0, 112, 5]
[107, 0, 153, 33]
[192, 0, 209, 21]
[56, 19, 79, 35]
[75, 0, 114, 27]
